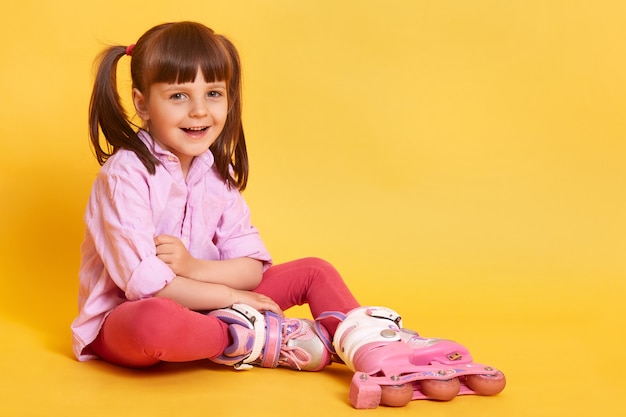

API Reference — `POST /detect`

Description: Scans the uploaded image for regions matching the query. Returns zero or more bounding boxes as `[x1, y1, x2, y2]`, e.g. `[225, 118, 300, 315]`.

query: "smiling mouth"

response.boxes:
[182, 127, 208, 133]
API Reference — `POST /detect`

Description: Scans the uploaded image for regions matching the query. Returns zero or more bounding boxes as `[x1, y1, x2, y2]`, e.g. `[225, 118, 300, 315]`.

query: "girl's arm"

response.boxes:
[154, 234, 263, 290]
[154, 276, 282, 315]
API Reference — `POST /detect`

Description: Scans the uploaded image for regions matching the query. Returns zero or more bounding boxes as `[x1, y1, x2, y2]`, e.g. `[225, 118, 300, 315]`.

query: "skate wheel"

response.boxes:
[420, 378, 460, 401]
[465, 371, 506, 395]
[380, 384, 413, 407]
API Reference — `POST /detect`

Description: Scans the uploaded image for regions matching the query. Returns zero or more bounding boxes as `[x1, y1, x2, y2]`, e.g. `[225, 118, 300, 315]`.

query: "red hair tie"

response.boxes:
[125, 44, 135, 56]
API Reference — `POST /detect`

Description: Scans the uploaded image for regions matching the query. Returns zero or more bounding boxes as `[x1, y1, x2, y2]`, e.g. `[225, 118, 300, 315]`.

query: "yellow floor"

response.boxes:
[1, 276, 623, 417]
[2, 1, 626, 416]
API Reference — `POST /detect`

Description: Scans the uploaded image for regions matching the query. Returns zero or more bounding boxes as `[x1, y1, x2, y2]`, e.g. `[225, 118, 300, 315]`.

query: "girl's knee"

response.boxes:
[114, 297, 189, 331]
[299, 257, 337, 274]
[298, 257, 346, 287]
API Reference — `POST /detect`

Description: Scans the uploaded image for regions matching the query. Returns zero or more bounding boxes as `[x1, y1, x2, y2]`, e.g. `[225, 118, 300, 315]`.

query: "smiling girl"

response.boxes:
[73, 21, 360, 369]
[71, 22, 506, 408]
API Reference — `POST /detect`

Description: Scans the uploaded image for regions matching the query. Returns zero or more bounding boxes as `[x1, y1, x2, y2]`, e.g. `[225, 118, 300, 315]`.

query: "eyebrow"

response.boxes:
[204, 81, 227, 87]
[161, 80, 227, 89]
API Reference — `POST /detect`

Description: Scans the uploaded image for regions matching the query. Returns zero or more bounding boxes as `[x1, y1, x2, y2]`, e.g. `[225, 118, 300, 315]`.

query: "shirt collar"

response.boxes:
[137, 129, 215, 171]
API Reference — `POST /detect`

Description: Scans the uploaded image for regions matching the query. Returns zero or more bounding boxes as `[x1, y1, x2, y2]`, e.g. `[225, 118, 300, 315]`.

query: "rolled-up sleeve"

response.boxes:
[87, 166, 176, 300]
[214, 187, 272, 270]
[126, 255, 176, 299]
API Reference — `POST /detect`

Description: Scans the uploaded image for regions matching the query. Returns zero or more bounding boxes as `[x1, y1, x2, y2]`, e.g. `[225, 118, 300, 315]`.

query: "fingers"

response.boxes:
[270, 304, 285, 318]
[154, 234, 177, 246]
[256, 294, 284, 317]
[154, 235, 182, 256]
[154, 240, 173, 256]
[154, 237, 179, 262]
[237, 291, 284, 318]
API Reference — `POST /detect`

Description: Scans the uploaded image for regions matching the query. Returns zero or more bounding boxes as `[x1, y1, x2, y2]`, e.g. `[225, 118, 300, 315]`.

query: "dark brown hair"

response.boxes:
[88, 22, 248, 190]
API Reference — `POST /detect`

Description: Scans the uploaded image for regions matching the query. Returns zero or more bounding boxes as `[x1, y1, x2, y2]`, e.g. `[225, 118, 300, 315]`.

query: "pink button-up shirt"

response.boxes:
[71, 130, 271, 361]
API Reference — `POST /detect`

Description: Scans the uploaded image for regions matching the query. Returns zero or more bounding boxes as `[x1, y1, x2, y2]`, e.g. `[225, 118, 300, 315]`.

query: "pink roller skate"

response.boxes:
[208, 304, 332, 371]
[331, 306, 506, 408]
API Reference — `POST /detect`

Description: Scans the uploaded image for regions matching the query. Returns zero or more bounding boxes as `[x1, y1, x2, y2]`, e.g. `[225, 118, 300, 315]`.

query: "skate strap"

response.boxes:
[314, 311, 346, 355]
[230, 304, 266, 370]
[259, 311, 282, 368]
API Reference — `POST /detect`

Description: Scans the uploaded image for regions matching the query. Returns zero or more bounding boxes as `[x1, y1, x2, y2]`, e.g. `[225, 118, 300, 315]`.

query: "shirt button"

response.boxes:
[168, 156, 175, 161]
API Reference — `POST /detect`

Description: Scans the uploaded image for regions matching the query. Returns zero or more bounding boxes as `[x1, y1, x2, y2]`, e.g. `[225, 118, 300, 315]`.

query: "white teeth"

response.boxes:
[186, 127, 206, 131]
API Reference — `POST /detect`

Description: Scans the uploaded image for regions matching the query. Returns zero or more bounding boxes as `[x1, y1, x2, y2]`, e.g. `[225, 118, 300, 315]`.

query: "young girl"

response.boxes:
[71, 21, 359, 370]
[72, 21, 505, 407]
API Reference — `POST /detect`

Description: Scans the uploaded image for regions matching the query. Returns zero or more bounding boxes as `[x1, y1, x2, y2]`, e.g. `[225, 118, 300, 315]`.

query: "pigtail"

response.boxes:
[210, 35, 249, 191]
[88, 46, 159, 174]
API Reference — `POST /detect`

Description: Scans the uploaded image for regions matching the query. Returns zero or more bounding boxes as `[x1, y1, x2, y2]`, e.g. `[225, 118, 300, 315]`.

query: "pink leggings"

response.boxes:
[89, 257, 359, 368]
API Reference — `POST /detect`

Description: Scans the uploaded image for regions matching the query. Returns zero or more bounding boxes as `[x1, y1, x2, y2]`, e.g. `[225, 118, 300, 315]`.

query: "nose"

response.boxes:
[189, 97, 209, 118]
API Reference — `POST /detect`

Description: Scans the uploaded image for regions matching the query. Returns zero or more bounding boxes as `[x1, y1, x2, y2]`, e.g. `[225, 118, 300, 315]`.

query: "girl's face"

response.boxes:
[133, 68, 228, 176]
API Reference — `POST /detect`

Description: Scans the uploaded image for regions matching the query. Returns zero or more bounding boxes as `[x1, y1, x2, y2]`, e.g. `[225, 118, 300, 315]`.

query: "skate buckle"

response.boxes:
[234, 362, 254, 371]
[447, 352, 463, 361]
[366, 307, 403, 327]
[230, 303, 266, 367]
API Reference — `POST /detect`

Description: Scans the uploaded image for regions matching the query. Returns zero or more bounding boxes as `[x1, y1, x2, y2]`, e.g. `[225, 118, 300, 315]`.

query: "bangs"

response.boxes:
[143, 23, 232, 85]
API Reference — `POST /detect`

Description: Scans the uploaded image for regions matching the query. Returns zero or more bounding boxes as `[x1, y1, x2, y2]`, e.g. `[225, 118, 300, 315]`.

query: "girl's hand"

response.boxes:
[154, 234, 198, 277]
[232, 290, 284, 317]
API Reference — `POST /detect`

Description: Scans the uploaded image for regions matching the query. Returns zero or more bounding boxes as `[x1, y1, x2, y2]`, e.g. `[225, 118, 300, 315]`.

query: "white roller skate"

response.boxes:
[330, 306, 506, 408]
[207, 304, 332, 371]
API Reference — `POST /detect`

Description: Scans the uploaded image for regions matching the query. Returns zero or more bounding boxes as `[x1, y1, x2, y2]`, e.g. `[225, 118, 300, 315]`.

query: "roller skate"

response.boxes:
[207, 304, 332, 371]
[331, 306, 506, 409]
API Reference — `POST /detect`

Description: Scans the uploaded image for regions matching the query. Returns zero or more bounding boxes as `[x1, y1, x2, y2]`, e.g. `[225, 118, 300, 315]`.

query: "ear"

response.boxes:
[132, 88, 150, 121]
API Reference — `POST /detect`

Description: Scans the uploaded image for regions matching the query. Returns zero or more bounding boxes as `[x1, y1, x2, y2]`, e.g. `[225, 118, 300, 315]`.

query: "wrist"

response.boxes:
[185, 257, 204, 281]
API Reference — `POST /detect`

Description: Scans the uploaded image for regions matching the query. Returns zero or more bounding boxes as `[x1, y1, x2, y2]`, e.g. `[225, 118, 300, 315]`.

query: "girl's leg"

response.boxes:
[254, 257, 360, 335]
[89, 297, 229, 368]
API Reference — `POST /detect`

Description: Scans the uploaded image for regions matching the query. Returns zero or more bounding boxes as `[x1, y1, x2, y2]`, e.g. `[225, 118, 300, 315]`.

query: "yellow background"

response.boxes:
[1, 0, 624, 416]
